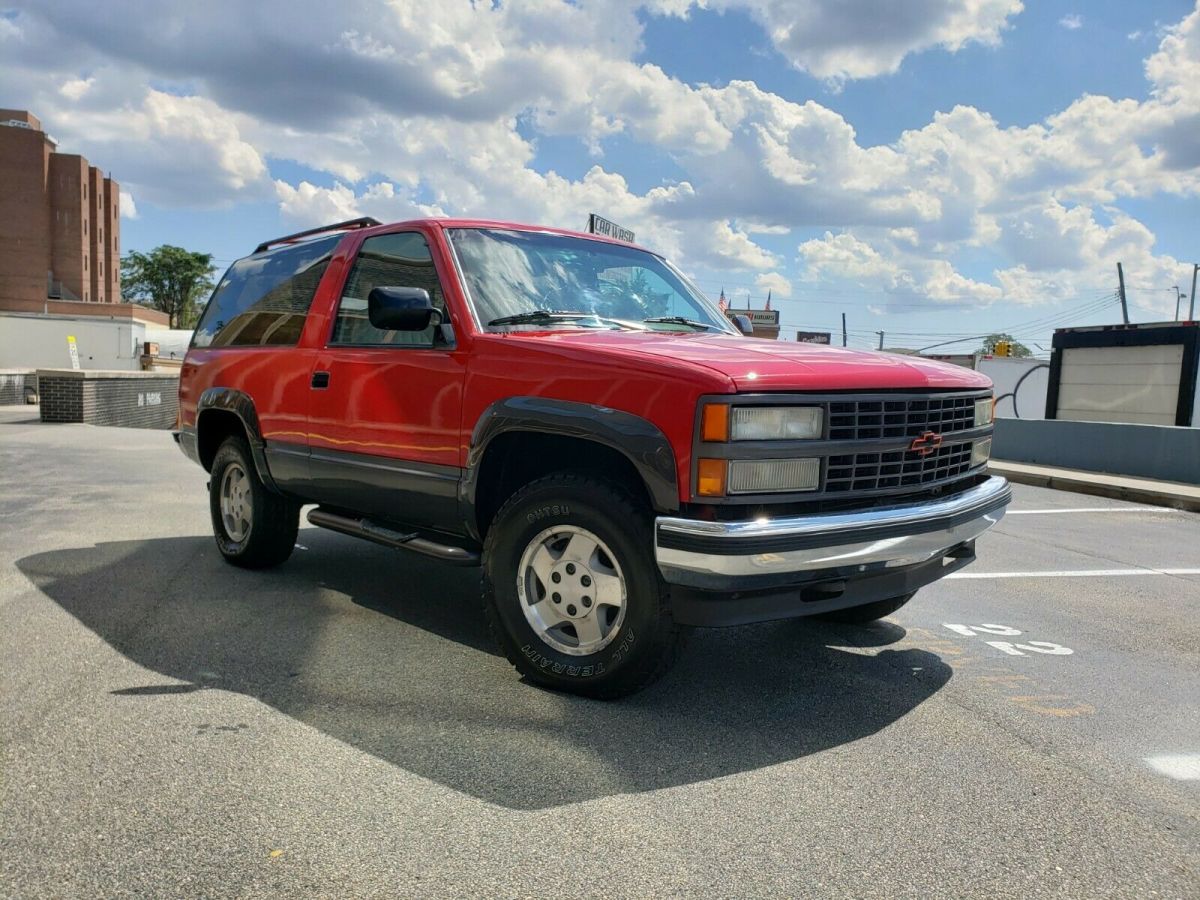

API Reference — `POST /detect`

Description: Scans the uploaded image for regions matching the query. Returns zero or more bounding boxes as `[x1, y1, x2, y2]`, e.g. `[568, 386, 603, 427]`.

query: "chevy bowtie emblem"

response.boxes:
[909, 430, 943, 456]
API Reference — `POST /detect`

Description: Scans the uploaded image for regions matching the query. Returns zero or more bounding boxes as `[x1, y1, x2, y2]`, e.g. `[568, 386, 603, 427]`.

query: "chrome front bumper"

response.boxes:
[655, 476, 1011, 590]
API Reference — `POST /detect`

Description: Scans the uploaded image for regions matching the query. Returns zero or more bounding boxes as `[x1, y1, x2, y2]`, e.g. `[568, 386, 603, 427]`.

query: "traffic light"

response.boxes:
[994, 340, 1011, 357]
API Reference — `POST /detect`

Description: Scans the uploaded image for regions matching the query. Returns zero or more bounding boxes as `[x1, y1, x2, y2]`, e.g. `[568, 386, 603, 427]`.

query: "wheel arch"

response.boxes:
[462, 397, 679, 541]
[195, 387, 281, 493]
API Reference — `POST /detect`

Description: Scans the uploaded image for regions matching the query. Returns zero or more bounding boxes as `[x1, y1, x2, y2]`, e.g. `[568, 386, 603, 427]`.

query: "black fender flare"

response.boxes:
[194, 387, 281, 493]
[461, 397, 680, 536]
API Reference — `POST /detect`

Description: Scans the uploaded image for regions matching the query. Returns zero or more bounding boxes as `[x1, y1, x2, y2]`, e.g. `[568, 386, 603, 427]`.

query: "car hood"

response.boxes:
[505, 330, 992, 392]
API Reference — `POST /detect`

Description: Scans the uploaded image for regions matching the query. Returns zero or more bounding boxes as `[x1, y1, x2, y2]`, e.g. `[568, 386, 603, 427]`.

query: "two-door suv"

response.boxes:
[177, 217, 1011, 697]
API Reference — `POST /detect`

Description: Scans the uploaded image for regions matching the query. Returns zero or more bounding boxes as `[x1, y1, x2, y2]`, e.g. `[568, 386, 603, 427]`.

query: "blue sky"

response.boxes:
[3, 0, 1197, 351]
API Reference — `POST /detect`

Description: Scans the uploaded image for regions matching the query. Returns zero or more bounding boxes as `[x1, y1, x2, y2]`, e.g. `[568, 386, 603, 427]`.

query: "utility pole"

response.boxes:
[841, 312, 847, 347]
[1173, 285, 1182, 321]
[1190, 264, 1198, 320]
[876, 330, 885, 350]
[1117, 262, 1129, 324]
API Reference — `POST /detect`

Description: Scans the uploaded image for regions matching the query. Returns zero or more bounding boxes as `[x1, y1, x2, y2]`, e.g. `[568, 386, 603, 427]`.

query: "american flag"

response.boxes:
[765, 290, 772, 311]
[718, 287, 728, 312]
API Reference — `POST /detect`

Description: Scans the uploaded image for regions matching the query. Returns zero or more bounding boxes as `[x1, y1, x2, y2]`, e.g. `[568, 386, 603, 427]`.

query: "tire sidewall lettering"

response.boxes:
[525, 504, 570, 524]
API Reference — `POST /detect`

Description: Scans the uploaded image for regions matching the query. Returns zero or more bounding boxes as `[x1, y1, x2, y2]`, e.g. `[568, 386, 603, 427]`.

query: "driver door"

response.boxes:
[306, 230, 467, 535]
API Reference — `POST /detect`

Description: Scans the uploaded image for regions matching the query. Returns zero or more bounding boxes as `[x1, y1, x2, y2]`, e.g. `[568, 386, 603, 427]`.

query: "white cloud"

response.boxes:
[698, 0, 1024, 82]
[1060, 14, 1083, 30]
[274, 180, 445, 225]
[1, 0, 1195, 309]
[118, 190, 138, 220]
[754, 271, 792, 298]
[58, 76, 93, 100]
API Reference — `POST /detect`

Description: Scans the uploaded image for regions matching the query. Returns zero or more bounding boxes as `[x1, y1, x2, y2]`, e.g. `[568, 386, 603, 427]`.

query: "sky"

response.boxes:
[2, 0, 1198, 352]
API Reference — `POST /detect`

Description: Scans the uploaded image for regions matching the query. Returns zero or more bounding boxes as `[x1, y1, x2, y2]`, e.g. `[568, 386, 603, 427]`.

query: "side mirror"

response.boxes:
[368, 286, 440, 331]
[731, 314, 754, 336]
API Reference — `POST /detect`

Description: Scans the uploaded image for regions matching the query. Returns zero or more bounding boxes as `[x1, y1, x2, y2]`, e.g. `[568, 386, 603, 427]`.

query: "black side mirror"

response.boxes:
[368, 286, 440, 331]
[731, 314, 754, 336]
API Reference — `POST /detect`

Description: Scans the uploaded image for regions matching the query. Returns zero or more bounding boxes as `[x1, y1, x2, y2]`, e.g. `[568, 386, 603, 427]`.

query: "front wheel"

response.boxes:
[816, 592, 916, 624]
[481, 473, 682, 699]
[209, 435, 299, 569]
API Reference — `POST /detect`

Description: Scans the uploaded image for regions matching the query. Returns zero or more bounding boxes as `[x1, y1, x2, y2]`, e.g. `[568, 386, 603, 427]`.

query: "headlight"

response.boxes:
[728, 458, 820, 494]
[730, 406, 823, 441]
[974, 397, 994, 427]
[972, 437, 992, 467]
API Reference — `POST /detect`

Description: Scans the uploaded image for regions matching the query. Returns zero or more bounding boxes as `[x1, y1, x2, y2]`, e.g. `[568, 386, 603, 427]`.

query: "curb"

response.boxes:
[990, 462, 1200, 513]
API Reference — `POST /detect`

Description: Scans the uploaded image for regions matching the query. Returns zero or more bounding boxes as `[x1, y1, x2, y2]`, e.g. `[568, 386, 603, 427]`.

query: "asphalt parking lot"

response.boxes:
[2, 407, 1197, 898]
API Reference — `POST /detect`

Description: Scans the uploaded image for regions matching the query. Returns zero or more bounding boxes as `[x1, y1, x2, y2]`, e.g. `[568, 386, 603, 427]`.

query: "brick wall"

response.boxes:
[38, 370, 179, 428]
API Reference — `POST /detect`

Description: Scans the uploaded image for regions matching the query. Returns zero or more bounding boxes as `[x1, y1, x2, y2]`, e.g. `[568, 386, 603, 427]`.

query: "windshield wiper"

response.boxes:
[488, 309, 604, 327]
[642, 315, 719, 331]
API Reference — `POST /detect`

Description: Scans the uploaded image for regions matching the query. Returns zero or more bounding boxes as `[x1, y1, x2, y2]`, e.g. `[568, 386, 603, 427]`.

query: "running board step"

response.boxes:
[307, 508, 480, 566]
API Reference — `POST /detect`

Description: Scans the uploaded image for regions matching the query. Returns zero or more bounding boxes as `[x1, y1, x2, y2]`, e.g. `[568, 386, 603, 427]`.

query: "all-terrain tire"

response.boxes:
[209, 435, 299, 569]
[481, 473, 682, 699]
[817, 592, 916, 624]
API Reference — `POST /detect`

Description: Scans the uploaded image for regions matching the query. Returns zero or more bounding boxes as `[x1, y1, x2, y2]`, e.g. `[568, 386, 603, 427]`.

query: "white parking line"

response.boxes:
[1006, 507, 1175, 515]
[1144, 754, 1200, 781]
[947, 568, 1200, 579]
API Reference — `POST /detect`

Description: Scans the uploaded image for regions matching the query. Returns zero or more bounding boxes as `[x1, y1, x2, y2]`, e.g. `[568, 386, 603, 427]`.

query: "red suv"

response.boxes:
[177, 217, 1010, 697]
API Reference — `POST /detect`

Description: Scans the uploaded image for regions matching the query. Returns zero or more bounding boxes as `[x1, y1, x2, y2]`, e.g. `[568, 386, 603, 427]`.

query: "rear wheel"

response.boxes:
[817, 592, 915, 624]
[482, 473, 682, 699]
[209, 435, 299, 568]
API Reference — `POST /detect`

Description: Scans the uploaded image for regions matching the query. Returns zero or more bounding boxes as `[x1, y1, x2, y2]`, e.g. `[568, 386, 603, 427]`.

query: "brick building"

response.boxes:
[0, 109, 120, 308]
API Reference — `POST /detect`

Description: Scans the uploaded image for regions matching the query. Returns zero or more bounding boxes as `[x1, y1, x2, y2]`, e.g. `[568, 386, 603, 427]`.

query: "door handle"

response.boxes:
[311, 371, 330, 389]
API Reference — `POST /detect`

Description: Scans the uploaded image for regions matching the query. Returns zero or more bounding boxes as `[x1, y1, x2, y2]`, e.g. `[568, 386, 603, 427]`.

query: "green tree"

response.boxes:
[121, 246, 216, 329]
[982, 332, 1032, 358]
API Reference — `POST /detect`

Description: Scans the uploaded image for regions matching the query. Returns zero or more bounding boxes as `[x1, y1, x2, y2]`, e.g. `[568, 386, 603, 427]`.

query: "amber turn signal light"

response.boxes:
[701, 404, 730, 442]
[696, 458, 727, 497]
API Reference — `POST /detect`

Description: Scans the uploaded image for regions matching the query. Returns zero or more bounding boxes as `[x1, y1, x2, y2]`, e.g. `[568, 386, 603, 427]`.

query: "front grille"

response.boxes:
[828, 394, 977, 441]
[825, 441, 974, 493]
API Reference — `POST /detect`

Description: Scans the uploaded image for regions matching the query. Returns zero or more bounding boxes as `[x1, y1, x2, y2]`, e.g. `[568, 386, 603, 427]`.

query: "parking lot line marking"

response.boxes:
[1144, 754, 1200, 781]
[1006, 507, 1174, 515]
[946, 568, 1200, 579]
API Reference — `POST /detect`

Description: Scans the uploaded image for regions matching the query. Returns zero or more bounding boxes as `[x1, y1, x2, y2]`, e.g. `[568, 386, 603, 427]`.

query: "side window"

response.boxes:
[192, 235, 339, 349]
[332, 232, 446, 347]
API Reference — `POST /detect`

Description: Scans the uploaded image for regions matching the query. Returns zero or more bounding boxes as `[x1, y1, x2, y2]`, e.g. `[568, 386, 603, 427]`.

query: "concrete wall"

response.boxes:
[143, 328, 194, 361]
[0, 370, 37, 405]
[993, 417, 1200, 484]
[38, 369, 179, 428]
[979, 357, 1049, 420]
[0, 314, 144, 371]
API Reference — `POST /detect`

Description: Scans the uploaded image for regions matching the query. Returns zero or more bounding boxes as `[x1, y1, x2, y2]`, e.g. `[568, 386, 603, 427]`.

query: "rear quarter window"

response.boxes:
[192, 235, 341, 348]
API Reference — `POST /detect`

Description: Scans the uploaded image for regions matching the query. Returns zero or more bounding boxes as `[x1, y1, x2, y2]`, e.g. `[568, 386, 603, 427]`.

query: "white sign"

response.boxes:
[137, 392, 163, 407]
[726, 309, 779, 325]
[66, 335, 81, 370]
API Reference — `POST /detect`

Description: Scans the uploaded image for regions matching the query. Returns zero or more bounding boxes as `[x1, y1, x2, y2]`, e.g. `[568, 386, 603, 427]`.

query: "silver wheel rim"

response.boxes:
[219, 462, 252, 542]
[516, 525, 627, 657]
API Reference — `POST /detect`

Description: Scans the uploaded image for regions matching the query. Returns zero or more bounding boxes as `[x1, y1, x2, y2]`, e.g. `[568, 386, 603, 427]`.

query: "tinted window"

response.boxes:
[192, 235, 339, 348]
[331, 232, 446, 347]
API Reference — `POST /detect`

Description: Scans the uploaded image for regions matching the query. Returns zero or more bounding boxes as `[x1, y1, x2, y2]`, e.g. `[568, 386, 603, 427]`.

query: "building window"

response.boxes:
[84, 219, 88, 235]
[84, 256, 88, 271]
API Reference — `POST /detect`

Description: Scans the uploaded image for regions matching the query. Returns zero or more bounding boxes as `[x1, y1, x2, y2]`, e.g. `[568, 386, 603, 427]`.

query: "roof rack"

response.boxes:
[253, 217, 381, 254]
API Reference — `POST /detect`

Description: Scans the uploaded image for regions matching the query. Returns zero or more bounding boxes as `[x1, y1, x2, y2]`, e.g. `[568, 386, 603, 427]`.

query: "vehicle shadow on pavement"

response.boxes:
[18, 531, 951, 811]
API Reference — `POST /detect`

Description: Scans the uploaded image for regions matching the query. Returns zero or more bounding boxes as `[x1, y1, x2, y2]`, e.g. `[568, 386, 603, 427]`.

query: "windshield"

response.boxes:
[446, 228, 736, 333]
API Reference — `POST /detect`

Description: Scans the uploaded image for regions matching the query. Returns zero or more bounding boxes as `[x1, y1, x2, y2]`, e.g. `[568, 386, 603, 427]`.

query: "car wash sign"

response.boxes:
[586, 214, 635, 243]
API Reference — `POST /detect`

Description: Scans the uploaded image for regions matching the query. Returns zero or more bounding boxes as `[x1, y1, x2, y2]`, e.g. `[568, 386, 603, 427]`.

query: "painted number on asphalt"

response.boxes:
[942, 623, 1074, 656]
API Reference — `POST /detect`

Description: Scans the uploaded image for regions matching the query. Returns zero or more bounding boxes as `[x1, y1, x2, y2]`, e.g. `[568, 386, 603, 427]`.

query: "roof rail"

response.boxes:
[253, 217, 381, 254]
